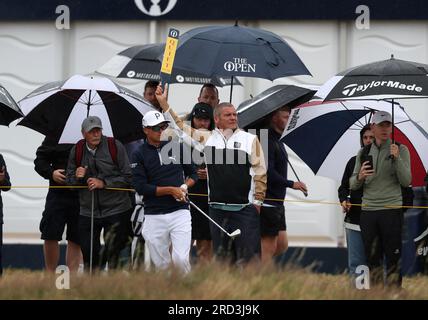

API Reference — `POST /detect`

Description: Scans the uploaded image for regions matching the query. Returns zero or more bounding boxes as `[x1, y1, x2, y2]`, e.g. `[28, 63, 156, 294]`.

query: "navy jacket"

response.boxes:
[0, 154, 11, 224]
[338, 156, 363, 227]
[34, 137, 75, 187]
[264, 128, 294, 206]
[131, 140, 198, 215]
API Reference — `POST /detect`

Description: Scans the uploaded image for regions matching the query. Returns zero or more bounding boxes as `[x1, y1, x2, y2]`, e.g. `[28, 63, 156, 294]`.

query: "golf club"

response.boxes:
[189, 200, 241, 238]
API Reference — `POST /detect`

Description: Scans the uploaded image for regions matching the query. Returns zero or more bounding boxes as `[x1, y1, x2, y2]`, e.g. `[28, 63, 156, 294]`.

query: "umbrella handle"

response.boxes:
[286, 157, 308, 197]
[390, 99, 395, 159]
[229, 76, 234, 103]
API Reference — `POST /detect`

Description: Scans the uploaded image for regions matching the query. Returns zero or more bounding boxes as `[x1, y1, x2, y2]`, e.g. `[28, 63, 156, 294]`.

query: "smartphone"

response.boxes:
[361, 155, 373, 170]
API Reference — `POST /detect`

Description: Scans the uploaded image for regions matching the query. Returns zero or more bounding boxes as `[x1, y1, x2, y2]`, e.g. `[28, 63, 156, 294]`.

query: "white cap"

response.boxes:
[142, 110, 170, 127]
[372, 111, 392, 124]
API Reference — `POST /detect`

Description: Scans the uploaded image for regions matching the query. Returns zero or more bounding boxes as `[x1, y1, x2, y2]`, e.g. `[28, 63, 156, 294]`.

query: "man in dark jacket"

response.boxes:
[338, 125, 374, 279]
[131, 110, 198, 274]
[188, 103, 215, 263]
[35, 137, 82, 272]
[66, 116, 133, 271]
[261, 106, 307, 263]
[0, 154, 11, 276]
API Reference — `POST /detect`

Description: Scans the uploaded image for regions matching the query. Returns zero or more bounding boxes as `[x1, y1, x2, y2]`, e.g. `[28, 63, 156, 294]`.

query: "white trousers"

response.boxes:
[142, 209, 192, 274]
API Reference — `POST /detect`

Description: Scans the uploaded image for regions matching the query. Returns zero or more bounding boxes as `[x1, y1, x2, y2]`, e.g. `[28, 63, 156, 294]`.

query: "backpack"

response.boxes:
[75, 137, 118, 167]
[362, 143, 414, 212]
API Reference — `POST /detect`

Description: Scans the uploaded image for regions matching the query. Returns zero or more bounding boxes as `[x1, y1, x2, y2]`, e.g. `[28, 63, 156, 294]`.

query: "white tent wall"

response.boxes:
[0, 20, 427, 245]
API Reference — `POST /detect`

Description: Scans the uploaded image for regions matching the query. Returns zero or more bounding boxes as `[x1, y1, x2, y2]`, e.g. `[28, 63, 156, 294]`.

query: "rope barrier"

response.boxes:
[1, 185, 427, 210]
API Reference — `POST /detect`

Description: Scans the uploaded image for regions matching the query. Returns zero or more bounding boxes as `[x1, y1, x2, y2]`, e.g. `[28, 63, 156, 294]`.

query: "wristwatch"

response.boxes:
[253, 199, 263, 206]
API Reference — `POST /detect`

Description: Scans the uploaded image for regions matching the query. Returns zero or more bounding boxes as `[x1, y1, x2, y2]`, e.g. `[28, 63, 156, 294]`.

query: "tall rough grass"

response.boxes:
[1, 262, 427, 299]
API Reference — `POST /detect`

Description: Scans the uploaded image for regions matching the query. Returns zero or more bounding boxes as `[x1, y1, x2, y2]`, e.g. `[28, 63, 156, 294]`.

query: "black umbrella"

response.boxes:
[316, 55, 428, 140]
[169, 23, 311, 101]
[97, 43, 241, 87]
[237, 84, 316, 129]
[0, 84, 22, 126]
[237, 84, 315, 197]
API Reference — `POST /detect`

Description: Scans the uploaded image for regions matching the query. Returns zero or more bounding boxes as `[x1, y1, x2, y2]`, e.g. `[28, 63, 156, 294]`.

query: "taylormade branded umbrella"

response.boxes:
[169, 23, 311, 101]
[316, 55, 428, 140]
[281, 100, 428, 186]
[97, 43, 241, 87]
[237, 85, 316, 128]
[18, 75, 154, 144]
[317, 56, 428, 101]
[0, 84, 22, 126]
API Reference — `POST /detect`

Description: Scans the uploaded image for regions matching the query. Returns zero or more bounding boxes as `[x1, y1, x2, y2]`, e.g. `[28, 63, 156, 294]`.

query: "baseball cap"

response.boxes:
[372, 111, 392, 124]
[81, 116, 103, 132]
[192, 103, 212, 119]
[142, 110, 170, 127]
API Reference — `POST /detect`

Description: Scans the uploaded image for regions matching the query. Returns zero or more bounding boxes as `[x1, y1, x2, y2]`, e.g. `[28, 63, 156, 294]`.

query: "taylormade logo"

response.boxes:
[224, 58, 256, 73]
[342, 81, 423, 97]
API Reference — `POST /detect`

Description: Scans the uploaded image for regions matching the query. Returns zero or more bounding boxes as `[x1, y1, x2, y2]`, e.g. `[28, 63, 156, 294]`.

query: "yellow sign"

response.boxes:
[161, 28, 180, 75]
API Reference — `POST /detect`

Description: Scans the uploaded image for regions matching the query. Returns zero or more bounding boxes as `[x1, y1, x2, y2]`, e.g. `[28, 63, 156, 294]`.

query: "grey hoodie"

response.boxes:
[66, 136, 132, 218]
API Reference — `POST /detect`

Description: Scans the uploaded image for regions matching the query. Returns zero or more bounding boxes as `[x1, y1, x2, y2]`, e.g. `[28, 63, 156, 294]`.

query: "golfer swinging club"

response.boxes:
[131, 111, 198, 274]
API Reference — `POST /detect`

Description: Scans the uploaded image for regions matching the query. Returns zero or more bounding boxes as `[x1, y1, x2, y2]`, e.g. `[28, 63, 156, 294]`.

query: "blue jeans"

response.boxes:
[346, 228, 367, 276]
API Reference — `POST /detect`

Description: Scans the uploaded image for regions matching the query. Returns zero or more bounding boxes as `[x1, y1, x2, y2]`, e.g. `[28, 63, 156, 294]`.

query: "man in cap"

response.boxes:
[182, 84, 219, 123]
[187, 103, 215, 263]
[350, 111, 411, 288]
[66, 116, 133, 271]
[131, 110, 198, 274]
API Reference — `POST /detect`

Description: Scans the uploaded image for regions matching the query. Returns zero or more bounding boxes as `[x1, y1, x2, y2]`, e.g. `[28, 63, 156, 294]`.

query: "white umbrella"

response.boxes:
[19, 75, 154, 143]
[281, 99, 428, 187]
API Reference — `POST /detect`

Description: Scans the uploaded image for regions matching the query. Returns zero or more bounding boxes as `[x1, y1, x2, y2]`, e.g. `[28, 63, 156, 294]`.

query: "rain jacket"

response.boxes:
[66, 136, 132, 218]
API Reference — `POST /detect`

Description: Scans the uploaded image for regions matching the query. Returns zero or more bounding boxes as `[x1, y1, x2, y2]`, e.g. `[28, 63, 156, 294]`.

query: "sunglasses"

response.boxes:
[149, 123, 169, 132]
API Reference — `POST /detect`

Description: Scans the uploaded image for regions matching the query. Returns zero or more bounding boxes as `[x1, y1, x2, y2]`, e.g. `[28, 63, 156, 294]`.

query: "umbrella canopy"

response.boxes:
[280, 100, 428, 186]
[18, 75, 154, 144]
[170, 24, 311, 81]
[317, 56, 428, 101]
[97, 43, 241, 87]
[0, 84, 23, 126]
[237, 84, 316, 128]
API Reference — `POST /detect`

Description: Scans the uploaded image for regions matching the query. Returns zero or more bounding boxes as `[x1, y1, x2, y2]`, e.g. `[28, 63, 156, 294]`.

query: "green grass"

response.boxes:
[1, 263, 427, 299]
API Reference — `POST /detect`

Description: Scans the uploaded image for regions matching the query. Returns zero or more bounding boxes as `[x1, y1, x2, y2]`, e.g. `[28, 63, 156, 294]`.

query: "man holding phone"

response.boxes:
[35, 137, 82, 272]
[350, 111, 411, 288]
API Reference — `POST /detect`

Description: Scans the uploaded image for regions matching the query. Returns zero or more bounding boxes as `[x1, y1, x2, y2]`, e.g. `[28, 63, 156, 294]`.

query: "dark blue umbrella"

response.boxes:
[0, 84, 22, 126]
[169, 23, 311, 101]
[237, 85, 316, 129]
[97, 43, 242, 87]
